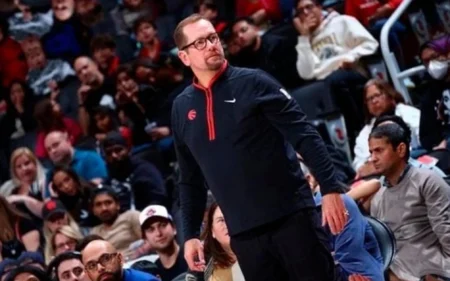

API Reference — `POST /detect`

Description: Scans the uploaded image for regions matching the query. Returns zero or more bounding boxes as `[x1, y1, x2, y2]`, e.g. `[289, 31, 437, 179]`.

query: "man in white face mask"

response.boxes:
[427, 59, 450, 80]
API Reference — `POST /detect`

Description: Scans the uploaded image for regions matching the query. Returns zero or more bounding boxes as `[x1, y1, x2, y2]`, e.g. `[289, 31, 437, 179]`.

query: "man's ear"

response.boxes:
[178, 50, 191, 67]
[117, 253, 124, 265]
[397, 142, 408, 158]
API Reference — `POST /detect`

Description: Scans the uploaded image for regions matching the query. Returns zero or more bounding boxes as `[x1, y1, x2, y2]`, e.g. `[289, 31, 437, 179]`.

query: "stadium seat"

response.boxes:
[365, 216, 396, 270]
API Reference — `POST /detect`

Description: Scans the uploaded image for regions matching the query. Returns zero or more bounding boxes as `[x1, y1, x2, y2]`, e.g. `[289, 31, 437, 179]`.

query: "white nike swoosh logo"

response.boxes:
[224, 98, 236, 103]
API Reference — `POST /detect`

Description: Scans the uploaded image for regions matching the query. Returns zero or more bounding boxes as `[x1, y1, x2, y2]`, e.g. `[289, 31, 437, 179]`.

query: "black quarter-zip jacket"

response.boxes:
[172, 61, 342, 240]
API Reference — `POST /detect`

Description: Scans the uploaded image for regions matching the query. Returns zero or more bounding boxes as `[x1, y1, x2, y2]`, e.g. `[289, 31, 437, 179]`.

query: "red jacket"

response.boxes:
[345, 0, 403, 26]
[0, 37, 28, 88]
[236, 0, 282, 22]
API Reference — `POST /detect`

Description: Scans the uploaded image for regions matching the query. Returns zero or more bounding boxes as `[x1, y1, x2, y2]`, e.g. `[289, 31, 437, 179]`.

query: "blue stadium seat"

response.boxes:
[365, 216, 396, 270]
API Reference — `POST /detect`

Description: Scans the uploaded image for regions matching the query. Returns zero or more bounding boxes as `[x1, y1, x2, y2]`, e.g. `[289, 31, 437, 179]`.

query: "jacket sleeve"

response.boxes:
[334, 195, 384, 279]
[171, 99, 207, 240]
[254, 71, 342, 195]
[295, 36, 316, 80]
[353, 124, 372, 170]
[344, 0, 359, 21]
[342, 16, 379, 62]
[420, 173, 450, 256]
[387, 0, 403, 9]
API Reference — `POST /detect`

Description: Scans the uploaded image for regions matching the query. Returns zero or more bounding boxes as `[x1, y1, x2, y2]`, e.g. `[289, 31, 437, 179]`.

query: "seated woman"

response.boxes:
[0, 196, 41, 260]
[353, 78, 420, 177]
[34, 98, 83, 159]
[91, 106, 132, 147]
[44, 225, 83, 264]
[50, 166, 100, 228]
[0, 147, 47, 218]
[202, 203, 245, 281]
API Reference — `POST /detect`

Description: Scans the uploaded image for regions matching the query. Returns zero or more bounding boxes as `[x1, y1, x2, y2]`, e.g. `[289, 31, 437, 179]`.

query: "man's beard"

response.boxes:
[97, 269, 121, 281]
[205, 54, 225, 70]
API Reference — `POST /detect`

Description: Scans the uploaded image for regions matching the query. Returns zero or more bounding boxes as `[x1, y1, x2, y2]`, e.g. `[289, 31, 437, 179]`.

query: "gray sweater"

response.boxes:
[371, 166, 450, 281]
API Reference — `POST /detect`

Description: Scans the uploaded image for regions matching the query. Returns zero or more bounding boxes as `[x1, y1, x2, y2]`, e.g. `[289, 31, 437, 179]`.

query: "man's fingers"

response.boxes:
[327, 211, 338, 234]
[322, 207, 327, 227]
[197, 245, 205, 264]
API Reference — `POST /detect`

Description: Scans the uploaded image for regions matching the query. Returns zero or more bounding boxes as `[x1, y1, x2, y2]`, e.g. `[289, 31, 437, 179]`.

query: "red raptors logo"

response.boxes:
[46, 200, 56, 210]
[188, 109, 197, 120]
[147, 208, 156, 217]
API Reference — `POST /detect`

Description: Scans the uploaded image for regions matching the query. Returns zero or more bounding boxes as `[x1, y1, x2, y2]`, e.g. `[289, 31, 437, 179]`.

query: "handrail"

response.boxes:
[380, 0, 414, 104]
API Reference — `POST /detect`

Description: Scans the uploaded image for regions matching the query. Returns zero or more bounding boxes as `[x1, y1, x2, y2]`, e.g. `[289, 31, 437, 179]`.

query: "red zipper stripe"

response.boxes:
[206, 90, 215, 140]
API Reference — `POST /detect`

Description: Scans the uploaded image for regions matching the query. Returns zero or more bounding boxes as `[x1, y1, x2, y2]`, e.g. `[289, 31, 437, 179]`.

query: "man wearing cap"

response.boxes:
[140, 205, 187, 281]
[102, 131, 167, 211]
[42, 199, 76, 233]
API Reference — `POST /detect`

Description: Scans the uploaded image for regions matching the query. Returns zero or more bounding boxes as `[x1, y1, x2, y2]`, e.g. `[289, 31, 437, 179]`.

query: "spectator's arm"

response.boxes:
[254, 71, 341, 195]
[130, 211, 142, 239]
[295, 36, 316, 80]
[334, 196, 384, 279]
[353, 125, 372, 170]
[343, 16, 379, 62]
[21, 230, 40, 252]
[172, 101, 207, 240]
[346, 179, 381, 213]
[421, 174, 450, 255]
[251, 9, 267, 25]
[387, 0, 403, 10]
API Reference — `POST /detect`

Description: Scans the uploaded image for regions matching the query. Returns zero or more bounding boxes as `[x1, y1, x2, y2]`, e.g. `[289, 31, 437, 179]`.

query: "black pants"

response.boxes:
[230, 208, 335, 281]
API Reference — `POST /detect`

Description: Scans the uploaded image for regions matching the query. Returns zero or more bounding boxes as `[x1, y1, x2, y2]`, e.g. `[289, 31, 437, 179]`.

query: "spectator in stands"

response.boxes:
[0, 18, 28, 88]
[129, 261, 161, 280]
[91, 106, 132, 146]
[73, 56, 116, 135]
[44, 225, 83, 264]
[89, 187, 143, 261]
[110, 0, 157, 36]
[90, 35, 120, 78]
[201, 203, 245, 281]
[5, 266, 50, 281]
[115, 65, 172, 147]
[0, 148, 47, 218]
[197, 0, 227, 34]
[47, 251, 90, 281]
[50, 166, 100, 228]
[102, 132, 167, 211]
[0, 195, 40, 260]
[135, 18, 165, 62]
[42, 0, 91, 64]
[8, 0, 53, 42]
[300, 162, 384, 281]
[42, 199, 82, 244]
[44, 130, 108, 183]
[235, 0, 282, 25]
[228, 17, 303, 89]
[16, 251, 45, 270]
[81, 239, 159, 281]
[0, 81, 36, 143]
[21, 36, 75, 96]
[367, 123, 450, 281]
[139, 205, 187, 281]
[353, 79, 420, 176]
[34, 98, 83, 159]
[294, 0, 378, 81]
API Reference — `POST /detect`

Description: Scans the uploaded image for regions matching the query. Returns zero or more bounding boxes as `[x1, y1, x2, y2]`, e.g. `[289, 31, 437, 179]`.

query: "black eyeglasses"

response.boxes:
[84, 253, 118, 272]
[181, 33, 220, 50]
[365, 92, 385, 104]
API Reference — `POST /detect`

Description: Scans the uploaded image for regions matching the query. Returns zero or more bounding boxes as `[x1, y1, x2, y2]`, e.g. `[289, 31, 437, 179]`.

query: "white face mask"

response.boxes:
[428, 60, 449, 80]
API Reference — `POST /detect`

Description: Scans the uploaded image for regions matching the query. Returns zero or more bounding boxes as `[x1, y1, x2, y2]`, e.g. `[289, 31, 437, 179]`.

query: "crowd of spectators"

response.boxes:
[0, 0, 449, 281]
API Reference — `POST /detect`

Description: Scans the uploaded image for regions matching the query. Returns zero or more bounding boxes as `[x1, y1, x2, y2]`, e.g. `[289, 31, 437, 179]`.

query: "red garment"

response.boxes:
[35, 118, 83, 159]
[119, 126, 133, 148]
[345, 0, 403, 26]
[235, 0, 282, 22]
[215, 21, 228, 34]
[138, 40, 162, 62]
[0, 37, 28, 88]
[107, 56, 120, 77]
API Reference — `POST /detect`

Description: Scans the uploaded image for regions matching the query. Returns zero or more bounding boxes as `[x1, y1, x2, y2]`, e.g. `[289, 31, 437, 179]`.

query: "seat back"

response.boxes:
[365, 216, 396, 270]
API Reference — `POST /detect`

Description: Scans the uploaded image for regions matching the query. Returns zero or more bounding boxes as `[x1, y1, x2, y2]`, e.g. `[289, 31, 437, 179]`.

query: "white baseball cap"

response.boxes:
[139, 205, 173, 226]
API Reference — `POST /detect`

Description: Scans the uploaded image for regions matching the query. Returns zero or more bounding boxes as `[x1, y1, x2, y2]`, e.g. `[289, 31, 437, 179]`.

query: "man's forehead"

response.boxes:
[183, 20, 215, 41]
[60, 259, 82, 269]
[298, 0, 315, 7]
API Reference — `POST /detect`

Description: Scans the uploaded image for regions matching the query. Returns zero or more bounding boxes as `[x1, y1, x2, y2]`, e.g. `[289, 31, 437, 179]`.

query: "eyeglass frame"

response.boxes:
[180, 33, 220, 51]
[84, 253, 119, 272]
[54, 239, 77, 252]
[365, 92, 386, 104]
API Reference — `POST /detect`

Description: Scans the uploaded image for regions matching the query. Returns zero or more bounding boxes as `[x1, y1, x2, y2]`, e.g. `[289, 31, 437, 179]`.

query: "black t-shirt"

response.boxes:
[155, 251, 188, 281]
[1, 218, 37, 259]
[83, 78, 116, 114]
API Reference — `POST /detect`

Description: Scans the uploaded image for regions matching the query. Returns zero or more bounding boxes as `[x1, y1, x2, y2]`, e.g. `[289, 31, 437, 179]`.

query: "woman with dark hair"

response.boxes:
[50, 165, 99, 228]
[353, 78, 420, 177]
[91, 106, 132, 147]
[201, 203, 245, 281]
[0, 195, 40, 260]
[33, 98, 82, 159]
[5, 265, 50, 281]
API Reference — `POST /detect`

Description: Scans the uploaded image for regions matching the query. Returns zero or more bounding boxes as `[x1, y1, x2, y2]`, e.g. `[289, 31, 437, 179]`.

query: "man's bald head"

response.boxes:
[82, 240, 123, 281]
[45, 131, 73, 165]
[74, 56, 102, 85]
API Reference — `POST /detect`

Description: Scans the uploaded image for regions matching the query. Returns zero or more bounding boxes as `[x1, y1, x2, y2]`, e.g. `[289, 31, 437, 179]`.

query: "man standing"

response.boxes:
[172, 14, 348, 280]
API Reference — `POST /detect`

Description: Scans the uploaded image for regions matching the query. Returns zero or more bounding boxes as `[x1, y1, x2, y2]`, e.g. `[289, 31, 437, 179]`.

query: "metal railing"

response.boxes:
[380, 0, 424, 104]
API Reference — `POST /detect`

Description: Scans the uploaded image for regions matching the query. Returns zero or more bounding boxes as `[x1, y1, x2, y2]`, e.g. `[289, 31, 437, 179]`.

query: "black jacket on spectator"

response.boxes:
[172, 64, 342, 240]
[106, 157, 167, 210]
[231, 33, 302, 89]
[57, 188, 100, 228]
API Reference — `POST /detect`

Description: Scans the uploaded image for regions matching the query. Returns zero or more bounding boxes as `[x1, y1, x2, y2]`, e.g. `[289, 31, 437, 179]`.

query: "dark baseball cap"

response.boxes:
[41, 199, 67, 220]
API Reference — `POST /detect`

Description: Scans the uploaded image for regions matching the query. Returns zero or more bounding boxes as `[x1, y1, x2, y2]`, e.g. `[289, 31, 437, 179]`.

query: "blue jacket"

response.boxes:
[123, 268, 158, 281]
[315, 193, 384, 281]
[172, 62, 343, 239]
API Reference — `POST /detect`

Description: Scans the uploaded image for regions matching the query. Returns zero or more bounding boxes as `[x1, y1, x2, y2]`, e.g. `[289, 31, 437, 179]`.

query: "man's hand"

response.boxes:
[368, 4, 393, 24]
[322, 193, 347, 235]
[339, 60, 354, 69]
[48, 80, 60, 100]
[150, 127, 170, 141]
[77, 84, 91, 104]
[184, 239, 206, 272]
[356, 161, 377, 179]
[433, 139, 447, 150]
[349, 274, 371, 281]
[7, 195, 29, 204]
[293, 14, 317, 36]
